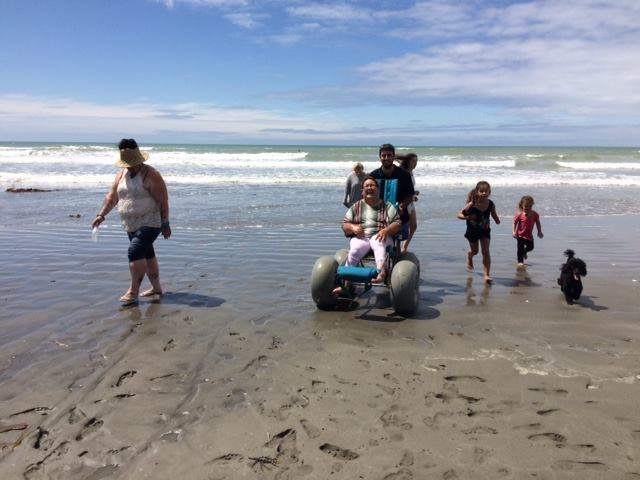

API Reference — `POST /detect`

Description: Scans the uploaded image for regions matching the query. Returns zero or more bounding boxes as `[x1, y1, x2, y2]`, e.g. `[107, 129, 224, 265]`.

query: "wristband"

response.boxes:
[161, 220, 170, 229]
[96, 214, 105, 220]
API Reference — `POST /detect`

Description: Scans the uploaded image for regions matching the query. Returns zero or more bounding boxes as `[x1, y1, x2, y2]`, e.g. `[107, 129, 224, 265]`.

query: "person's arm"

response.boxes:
[92, 171, 122, 228]
[146, 167, 172, 239]
[343, 176, 351, 207]
[342, 221, 364, 238]
[512, 213, 520, 238]
[491, 202, 501, 225]
[398, 171, 415, 212]
[457, 202, 472, 220]
[375, 220, 401, 242]
[374, 204, 401, 242]
[535, 214, 544, 238]
[342, 205, 364, 237]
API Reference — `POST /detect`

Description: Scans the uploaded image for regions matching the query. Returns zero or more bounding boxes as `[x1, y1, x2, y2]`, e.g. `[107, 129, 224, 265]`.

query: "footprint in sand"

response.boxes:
[112, 370, 137, 388]
[552, 460, 607, 471]
[382, 468, 413, 480]
[528, 387, 568, 396]
[376, 383, 396, 395]
[75, 417, 103, 441]
[24, 441, 70, 479]
[319, 443, 359, 460]
[383, 373, 400, 384]
[10, 406, 52, 417]
[536, 408, 561, 416]
[399, 449, 414, 467]
[527, 432, 567, 445]
[300, 419, 321, 439]
[68, 406, 87, 424]
[33, 427, 54, 450]
[443, 469, 459, 479]
[473, 447, 493, 464]
[513, 422, 542, 431]
[462, 426, 498, 435]
[432, 384, 482, 405]
[206, 453, 245, 465]
[444, 375, 486, 383]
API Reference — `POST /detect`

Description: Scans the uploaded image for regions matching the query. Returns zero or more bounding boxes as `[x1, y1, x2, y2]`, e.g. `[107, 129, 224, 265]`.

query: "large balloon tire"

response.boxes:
[334, 248, 349, 266]
[390, 260, 419, 315]
[398, 251, 420, 277]
[311, 256, 339, 308]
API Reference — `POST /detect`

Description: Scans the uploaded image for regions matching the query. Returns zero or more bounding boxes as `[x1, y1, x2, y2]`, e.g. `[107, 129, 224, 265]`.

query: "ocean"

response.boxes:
[1, 143, 640, 229]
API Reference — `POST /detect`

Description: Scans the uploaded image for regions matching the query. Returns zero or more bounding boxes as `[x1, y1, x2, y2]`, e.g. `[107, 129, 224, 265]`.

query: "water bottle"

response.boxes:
[91, 226, 100, 242]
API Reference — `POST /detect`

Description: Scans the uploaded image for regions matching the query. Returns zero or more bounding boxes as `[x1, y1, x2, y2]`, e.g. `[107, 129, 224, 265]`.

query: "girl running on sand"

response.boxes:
[512, 195, 543, 266]
[457, 181, 500, 283]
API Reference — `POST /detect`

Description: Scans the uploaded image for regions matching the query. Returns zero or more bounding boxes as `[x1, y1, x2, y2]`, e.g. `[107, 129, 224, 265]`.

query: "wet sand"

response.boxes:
[1, 215, 639, 479]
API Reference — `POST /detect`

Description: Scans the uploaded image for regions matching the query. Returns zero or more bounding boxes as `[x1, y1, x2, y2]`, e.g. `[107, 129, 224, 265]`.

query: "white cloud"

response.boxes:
[286, 3, 374, 23]
[352, 1, 640, 122]
[153, 0, 249, 8]
[267, 33, 304, 45]
[0, 94, 347, 142]
[224, 12, 263, 29]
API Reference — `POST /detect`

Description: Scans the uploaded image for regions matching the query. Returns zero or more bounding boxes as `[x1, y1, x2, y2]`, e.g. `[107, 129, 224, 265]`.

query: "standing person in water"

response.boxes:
[396, 153, 419, 254]
[512, 195, 543, 266]
[343, 162, 366, 208]
[369, 143, 415, 241]
[91, 139, 171, 306]
[457, 181, 500, 283]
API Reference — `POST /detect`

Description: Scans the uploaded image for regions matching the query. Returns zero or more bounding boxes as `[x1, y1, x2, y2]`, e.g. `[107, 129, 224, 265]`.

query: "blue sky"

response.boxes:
[1, 0, 639, 145]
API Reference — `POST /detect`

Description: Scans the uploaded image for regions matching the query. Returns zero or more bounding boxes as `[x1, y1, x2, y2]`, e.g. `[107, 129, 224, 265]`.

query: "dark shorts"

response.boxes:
[127, 227, 161, 262]
[464, 228, 491, 243]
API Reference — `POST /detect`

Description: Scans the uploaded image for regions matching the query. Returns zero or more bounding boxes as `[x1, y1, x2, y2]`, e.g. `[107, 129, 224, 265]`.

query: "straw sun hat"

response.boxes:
[115, 147, 149, 168]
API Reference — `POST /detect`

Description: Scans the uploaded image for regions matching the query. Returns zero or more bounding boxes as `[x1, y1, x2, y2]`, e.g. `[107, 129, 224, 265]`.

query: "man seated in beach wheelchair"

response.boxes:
[310, 176, 420, 315]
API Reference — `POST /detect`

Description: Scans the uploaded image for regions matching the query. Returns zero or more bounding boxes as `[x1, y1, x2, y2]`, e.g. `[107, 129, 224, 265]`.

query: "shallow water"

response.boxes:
[1, 213, 638, 384]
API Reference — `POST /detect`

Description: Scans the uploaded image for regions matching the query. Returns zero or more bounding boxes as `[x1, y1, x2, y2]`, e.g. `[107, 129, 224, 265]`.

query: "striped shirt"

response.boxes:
[343, 199, 400, 237]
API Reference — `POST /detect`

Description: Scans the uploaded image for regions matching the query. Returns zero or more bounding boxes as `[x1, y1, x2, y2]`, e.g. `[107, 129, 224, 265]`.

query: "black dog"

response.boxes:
[557, 249, 587, 304]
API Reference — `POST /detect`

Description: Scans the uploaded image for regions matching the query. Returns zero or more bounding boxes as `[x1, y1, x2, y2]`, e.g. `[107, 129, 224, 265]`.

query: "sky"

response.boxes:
[1, 0, 639, 146]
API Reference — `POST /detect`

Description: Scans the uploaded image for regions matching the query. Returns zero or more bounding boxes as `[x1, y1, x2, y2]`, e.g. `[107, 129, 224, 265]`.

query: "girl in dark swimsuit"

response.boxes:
[457, 181, 501, 283]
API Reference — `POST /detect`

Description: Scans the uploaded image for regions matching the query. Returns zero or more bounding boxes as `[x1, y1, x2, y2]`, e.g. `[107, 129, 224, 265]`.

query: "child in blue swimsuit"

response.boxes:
[457, 181, 501, 283]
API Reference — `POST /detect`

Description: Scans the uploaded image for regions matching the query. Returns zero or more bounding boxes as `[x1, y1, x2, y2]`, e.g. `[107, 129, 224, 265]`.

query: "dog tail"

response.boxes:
[564, 249, 575, 259]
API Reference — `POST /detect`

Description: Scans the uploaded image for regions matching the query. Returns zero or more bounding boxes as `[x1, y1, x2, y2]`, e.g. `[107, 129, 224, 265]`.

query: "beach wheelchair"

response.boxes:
[310, 179, 420, 315]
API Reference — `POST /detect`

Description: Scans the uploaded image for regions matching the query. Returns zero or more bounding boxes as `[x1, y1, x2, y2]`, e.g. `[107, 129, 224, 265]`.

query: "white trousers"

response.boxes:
[346, 236, 392, 270]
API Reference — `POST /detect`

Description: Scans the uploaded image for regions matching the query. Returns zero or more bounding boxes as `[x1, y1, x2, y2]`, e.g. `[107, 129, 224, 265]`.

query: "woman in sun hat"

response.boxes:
[91, 139, 171, 306]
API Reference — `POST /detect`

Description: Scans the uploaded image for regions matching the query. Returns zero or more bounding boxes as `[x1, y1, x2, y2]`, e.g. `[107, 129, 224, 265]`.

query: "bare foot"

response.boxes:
[484, 276, 493, 284]
[141, 288, 162, 297]
[119, 292, 138, 305]
[372, 271, 386, 284]
[331, 286, 344, 296]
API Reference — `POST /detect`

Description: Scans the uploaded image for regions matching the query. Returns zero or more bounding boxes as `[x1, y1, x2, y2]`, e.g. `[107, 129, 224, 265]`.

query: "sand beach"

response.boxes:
[1, 209, 639, 479]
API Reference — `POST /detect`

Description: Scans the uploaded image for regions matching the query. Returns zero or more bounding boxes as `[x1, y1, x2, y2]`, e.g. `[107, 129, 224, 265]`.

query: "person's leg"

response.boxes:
[480, 237, 492, 283]
[370, 236, 391, 282]
[346, 237, 371, 266]
[525, 239, 535, 258]
[402, 211, 417, 254]
[142, 253, 163, 296]
[122, 228, 160, 302]
[333, 237, 370, 296]
[122, 259, 147, 301]
[467, 239, 479, 272]
[517, 238, 526, 264]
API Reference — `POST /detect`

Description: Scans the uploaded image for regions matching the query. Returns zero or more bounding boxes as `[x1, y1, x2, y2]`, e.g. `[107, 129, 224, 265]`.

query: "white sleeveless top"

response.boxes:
[117, 168, 161, 232]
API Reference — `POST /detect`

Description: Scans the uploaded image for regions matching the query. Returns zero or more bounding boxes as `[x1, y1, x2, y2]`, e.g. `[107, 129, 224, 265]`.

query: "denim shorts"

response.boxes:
[127, 227, 161, 262]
